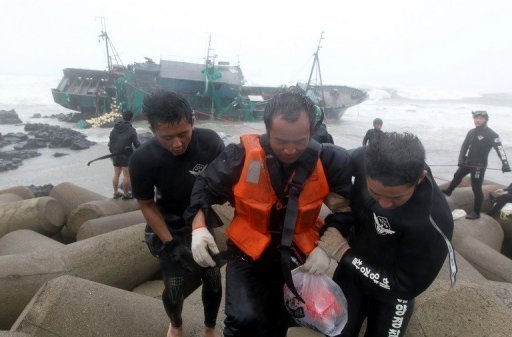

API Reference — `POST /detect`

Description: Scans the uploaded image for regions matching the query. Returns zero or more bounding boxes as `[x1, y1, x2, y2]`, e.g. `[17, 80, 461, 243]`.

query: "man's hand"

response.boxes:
[160, 240, 196, 272]
[502, 164, 511, 173]
[316, 227, 351, 262]
[191, 227, 219, 267]
[300, 246, 330, 275]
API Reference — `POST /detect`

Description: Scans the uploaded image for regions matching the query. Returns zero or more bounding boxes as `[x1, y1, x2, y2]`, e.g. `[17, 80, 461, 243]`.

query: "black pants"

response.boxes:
[146, 225, 222, 328]
[488, 193, 512, 216]
[333, 268, 414, 337]
[223, 244, 291, 337]
[446, 166, 486, 213]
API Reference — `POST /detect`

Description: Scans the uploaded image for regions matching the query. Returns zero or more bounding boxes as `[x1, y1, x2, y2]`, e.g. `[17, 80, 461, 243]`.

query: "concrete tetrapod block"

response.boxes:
[451, 235, 512, 283]
[0, 223, 160, 329]
[407, 280, 512, 337]
[0, 194, 23, 207]
[443, 184, 503, 214]
[48, 181, 106, 217]
[0, 230, 64, 256]
[0, 186, 34, 200]
[66, 198, 140, 236]
[76, 210, 146, 240]
[0, 197, 65, 238]
[453, 214, 504, 252]
[11, 275, 169, 337]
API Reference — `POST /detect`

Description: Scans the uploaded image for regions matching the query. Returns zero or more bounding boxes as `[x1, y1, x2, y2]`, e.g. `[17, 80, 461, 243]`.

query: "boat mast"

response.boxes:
[306, 32, 326, 107]
[97, 17, 123, 72]
[204, 35, 217, 119]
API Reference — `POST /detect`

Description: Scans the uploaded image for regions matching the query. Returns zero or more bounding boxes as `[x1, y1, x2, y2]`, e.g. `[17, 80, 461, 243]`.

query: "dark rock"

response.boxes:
[0, 123, 97, 172]
[0, 150, 40, 172]
[26, 184, 54, 197]
[24, 123, 96, 150]
[0, 109, 23, 124]
[53, 152, 69, 157]
[31, 113, 42, 118]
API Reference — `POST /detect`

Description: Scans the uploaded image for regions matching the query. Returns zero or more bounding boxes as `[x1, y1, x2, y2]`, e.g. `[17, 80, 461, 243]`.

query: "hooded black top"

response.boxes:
[108, 120, 140, 155]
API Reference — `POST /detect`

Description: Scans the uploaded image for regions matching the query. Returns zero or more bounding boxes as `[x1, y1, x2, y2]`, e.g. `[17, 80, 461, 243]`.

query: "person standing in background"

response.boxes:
[442, 110, 510, 219]
[108, 110, 140, 199]
[362, 117, 383, 146]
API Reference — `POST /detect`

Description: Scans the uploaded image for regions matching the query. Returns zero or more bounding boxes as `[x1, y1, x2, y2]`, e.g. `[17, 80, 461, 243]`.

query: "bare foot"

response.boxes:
[166, 323, 183, 337]
[204, 327, 221, 337]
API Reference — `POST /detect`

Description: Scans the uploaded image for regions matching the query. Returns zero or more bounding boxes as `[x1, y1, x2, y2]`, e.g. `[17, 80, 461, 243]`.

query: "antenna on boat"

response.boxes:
[97, 17, 123, 72]
[306, 31, 326, 107]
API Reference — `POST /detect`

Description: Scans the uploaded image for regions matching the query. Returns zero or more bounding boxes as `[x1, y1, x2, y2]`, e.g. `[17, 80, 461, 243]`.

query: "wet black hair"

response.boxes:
[373, 118, 383, 126]
[122, 110, 133, 121]
[365, 132, 426, 186]
[142, 90, 193, 129]
[263, 89, 317, 133]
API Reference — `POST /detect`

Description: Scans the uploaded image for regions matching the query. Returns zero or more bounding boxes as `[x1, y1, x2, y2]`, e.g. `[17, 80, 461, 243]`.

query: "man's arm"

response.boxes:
[320, 144, 354, 236]
[458, 131, 471, 165]
[362, 130, 370, 146]
[138, 199, 172, 243]
[491, 134, 510, 172]
[183, 143, 244, 223]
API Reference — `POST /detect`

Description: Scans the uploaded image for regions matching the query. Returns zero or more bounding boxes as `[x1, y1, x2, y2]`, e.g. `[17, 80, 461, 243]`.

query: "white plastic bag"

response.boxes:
[284, 268, 347, 336]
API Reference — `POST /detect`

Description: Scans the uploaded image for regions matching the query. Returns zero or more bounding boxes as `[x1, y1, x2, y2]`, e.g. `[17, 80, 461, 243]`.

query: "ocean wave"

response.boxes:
[364, 86, 485, 102]
[0, 74, 61, 106]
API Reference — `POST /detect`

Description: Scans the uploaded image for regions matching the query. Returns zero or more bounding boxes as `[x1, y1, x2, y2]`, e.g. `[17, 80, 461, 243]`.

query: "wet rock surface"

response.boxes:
[26, 184, 54, 197]
[0, 123, 97, 172]
[0, 110, 23, 124]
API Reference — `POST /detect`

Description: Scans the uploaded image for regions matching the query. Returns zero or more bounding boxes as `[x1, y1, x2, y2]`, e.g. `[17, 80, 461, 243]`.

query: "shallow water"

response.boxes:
[1, 85, 512, 197]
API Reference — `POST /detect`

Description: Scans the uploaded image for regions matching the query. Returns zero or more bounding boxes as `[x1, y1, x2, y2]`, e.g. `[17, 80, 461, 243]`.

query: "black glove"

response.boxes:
[160, 240, 196, 272]
[502, 164, 511, 173]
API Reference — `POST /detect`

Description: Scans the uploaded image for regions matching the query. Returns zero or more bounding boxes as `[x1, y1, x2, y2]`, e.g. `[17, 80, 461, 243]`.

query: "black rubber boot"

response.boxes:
[442, 189, 452, 196]
[465, 211, 480, 220]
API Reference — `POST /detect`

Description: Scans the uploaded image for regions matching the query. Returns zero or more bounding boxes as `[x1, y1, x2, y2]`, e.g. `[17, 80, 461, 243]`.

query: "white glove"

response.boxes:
[317, 227, 350, 262]
[191, 227, 219, 267]
[300, 246, 330, 275]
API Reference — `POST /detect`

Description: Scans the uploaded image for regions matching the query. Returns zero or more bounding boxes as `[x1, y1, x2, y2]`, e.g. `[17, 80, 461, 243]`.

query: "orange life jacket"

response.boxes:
[227, 134, 329, 260]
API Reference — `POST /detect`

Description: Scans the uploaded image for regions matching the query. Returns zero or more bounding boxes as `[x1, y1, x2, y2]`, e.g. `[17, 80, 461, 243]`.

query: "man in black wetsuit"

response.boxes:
[362, 117, 383, 146]
[129, 91, 223, 337]
[442, 110, 511, 219]
[329, 132, 457, 337]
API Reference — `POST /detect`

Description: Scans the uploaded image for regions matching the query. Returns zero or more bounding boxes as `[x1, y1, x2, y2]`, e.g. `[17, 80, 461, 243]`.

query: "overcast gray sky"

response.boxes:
[2, 0, 512, 94]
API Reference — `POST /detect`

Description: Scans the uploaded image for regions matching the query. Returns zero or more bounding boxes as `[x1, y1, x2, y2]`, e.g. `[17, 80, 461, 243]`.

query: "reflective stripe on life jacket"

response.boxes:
[227, 134, 329, 260]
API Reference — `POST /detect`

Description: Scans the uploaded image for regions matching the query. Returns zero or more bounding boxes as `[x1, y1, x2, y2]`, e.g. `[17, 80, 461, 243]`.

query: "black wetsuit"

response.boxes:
[331, 147, 456, 337]
[129, 128, 224, 328]
[362, 128, 383, 146]
[185, 138, 353, 337]
[312, 123, 334, 144]
[108, 120, 140, 167]
[488, 183, 512, 216]
[445, 125, 509, 213]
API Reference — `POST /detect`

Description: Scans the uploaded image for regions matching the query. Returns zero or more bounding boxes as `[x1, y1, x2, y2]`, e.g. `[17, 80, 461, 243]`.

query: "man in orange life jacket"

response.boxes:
[184, 91, 353, 337]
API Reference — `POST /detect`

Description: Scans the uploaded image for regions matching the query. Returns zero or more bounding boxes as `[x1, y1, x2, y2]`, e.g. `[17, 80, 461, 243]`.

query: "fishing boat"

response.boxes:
[298, 32, 368, 120]
[51, 25, 366, 122]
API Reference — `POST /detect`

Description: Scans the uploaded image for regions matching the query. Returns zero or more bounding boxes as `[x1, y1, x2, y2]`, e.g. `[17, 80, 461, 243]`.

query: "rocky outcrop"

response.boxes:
[0, 110, 22, 124]
[0, 123, 97, 172]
